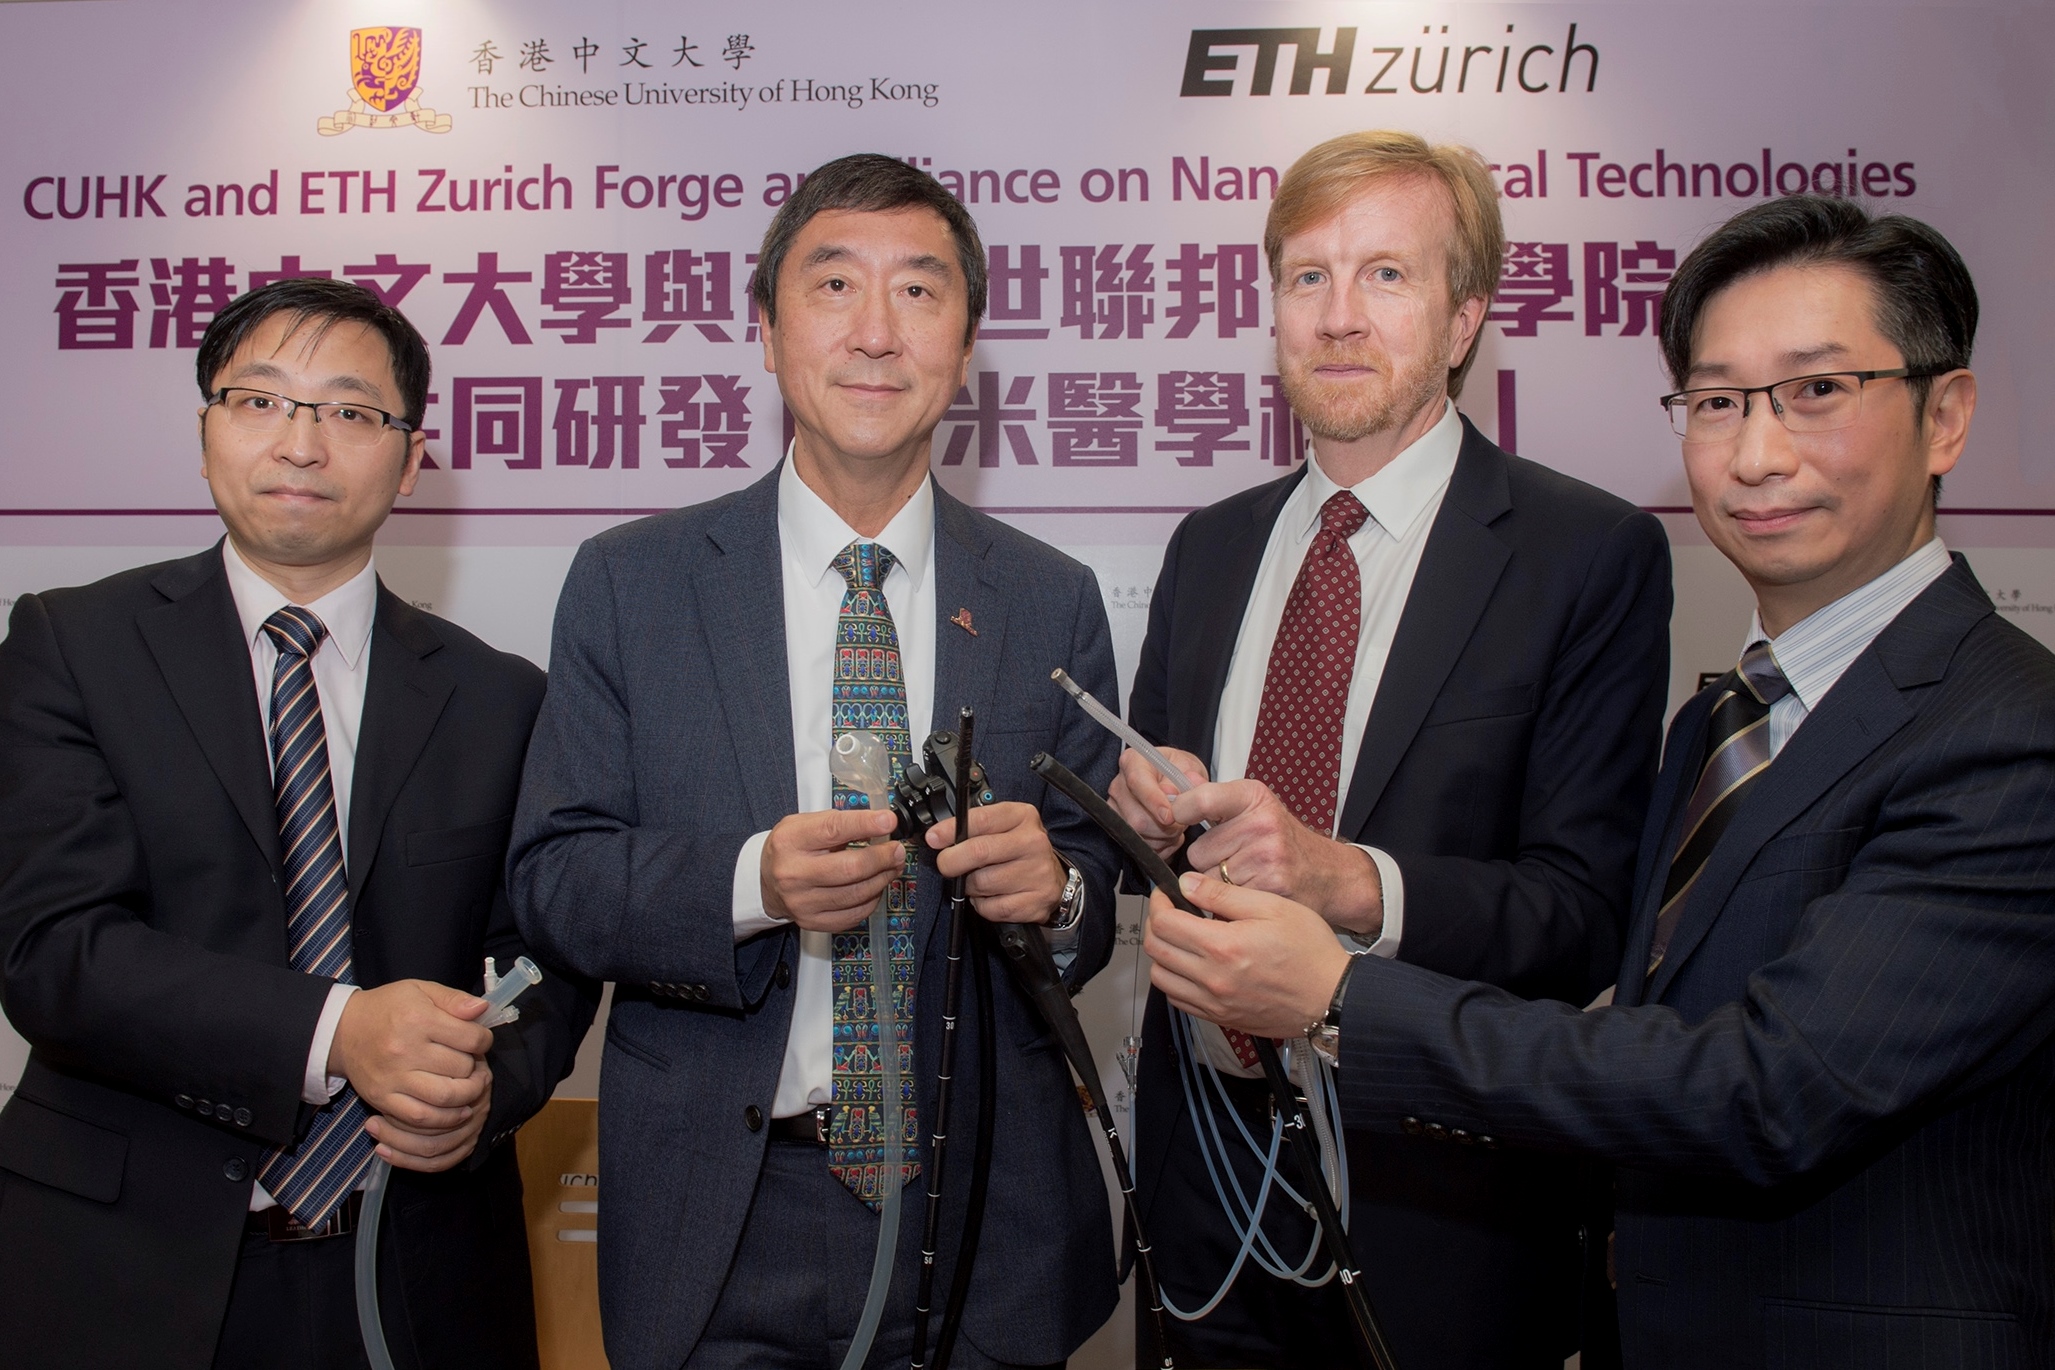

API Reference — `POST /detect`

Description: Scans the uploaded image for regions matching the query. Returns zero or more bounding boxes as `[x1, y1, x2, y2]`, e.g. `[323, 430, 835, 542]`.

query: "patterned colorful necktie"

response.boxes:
[1645, 640, 1792, 979]
[827, 540, 920, 1207]
[254, 606, 379, 1227]
[1218, 489, 1370, 1067]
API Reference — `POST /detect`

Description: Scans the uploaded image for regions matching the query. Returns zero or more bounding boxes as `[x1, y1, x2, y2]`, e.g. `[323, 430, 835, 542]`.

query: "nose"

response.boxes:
[1730, 393, 1798, 486]
[849, 283, 901, 359]
[272, 402, 327, 466]
[1317, 281, 1370, 342]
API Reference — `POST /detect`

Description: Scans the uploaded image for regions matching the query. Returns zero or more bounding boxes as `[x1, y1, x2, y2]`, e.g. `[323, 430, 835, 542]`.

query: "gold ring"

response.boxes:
[1218, 860, 1235, 886]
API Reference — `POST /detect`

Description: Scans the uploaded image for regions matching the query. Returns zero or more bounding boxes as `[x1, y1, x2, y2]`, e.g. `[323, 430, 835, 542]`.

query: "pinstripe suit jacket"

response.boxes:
[1335, 556, 2055, 1369]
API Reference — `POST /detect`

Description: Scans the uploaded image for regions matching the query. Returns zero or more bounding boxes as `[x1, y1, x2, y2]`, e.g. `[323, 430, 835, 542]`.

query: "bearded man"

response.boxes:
[1109, 130, 1673, 1369]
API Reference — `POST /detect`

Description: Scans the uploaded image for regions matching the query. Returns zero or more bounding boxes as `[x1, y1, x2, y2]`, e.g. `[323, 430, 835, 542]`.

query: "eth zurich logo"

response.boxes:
[317, 27, 452, 135]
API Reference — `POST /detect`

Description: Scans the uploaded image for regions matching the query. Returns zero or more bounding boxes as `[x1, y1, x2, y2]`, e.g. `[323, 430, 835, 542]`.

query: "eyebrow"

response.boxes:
[225, 360, 385, 402]
[1686, 342, 1853, 384]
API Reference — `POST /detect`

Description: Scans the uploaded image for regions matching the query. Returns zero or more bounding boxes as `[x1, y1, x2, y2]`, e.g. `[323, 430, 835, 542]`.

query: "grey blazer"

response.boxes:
[509, 464, 1123, 1370]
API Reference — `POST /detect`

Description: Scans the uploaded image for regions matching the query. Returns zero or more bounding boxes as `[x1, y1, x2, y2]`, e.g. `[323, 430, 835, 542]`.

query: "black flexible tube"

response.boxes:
[935, 924, 997, 1369]
[911, 708, 980, 1370]
[992, 915, 1177, 1370]
[1028, 752, 1398, 1370]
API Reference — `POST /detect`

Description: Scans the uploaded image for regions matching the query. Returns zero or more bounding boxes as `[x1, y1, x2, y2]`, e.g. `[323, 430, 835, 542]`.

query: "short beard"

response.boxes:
[1277, 331, 1452, 444]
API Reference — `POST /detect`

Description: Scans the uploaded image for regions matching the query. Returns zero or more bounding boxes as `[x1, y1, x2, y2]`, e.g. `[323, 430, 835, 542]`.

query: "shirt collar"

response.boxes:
[1744, 537, 1953, 711]
[221, 538, 378, 669]
[1293, 398, 1462, 541]
[777, 450, 935, 594]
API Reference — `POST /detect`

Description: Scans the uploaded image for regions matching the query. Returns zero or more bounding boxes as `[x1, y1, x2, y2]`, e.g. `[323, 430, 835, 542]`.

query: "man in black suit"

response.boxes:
[1148, 197, 2055, 1368]
[1109, 130, 1672, 1369]
[0, 278, 597, 1370]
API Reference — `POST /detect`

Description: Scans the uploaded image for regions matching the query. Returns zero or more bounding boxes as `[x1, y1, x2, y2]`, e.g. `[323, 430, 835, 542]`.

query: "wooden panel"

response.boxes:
[517, 1097, 610, 1370]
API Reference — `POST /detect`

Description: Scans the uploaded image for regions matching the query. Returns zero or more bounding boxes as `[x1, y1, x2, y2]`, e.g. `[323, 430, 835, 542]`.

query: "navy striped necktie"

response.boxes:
[1646, 640, 1792, 980]
[254, 605, 378, 1226]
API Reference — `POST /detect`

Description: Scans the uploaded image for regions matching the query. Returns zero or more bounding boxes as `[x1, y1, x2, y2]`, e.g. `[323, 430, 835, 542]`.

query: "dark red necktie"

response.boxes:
[1221, 489, 1368, 1067]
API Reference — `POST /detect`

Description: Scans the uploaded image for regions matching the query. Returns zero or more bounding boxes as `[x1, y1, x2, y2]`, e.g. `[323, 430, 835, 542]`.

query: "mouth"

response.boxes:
[258, 487, 338, 507]
[1727, 506, 1819, 535]
[836, 381, 907, 399]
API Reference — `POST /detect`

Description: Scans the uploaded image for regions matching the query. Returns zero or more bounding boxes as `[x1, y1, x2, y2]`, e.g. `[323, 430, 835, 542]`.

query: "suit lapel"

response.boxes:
[1641, 559, 1988, 1001]
[136, 545, 281, 871]
[699, 467, 798, 831]
[1334, 421, 1513, 840]
[1175, 469, 1302, 767]
[346, 586, 455, 912]
[931, 482, 1005, 739]
[1614, 695, 1712, 1009]
[924, 485, 1006, 955]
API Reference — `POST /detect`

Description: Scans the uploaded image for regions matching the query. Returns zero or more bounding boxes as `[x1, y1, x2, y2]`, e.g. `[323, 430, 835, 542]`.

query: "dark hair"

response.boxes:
[751, 153, 987, 342]
[195, 277, 432, 428]
[1660, 196, 1978, 415]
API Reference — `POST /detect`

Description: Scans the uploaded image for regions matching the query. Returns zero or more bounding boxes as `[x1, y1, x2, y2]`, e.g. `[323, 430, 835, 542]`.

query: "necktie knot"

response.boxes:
[831, 540, 897, 591]
[1316, 490, 1370, 551]
[1736, 640, 1792, 708]
[262, 605, 329, 660]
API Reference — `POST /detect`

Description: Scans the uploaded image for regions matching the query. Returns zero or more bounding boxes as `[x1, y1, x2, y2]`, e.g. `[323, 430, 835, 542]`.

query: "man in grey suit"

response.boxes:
[510, 154, 1121, 1370]
[1145, 197, 2055, 1368]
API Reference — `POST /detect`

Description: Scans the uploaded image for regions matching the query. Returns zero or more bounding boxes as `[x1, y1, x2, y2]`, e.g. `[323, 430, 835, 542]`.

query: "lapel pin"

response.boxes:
[950, 608, 978, 636]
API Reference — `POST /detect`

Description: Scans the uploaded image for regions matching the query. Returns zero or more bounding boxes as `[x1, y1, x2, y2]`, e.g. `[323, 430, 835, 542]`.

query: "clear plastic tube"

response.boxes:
[831, 733, 908, 1370]
[355, 957, 543, 1370]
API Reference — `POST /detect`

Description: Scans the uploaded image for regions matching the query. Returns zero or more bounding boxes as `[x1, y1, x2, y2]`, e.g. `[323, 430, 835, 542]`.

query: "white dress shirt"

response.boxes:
[222, 538, 374, 1209]
[730, 459, 938, 1119]
[1212, 398, 1466, 962]
[1748, 537, 1952, 759]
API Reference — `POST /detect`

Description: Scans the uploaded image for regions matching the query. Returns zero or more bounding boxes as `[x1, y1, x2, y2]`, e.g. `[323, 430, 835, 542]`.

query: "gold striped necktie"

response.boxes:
[1645, 640, 1792, 980]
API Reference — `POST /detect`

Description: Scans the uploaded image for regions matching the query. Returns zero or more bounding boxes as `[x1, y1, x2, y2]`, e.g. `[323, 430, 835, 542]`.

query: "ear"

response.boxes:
[197, 407, 211, 476]
[957, 325, 977, 388]
[1922, 368, 1976, 481]
[760, 315, 779, 376]
[396, 429, 427, 498]
[1445, 294, 1488, 371]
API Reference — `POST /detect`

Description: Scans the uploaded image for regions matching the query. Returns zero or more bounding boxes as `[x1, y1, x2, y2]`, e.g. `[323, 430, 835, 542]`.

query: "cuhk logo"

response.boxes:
[317, 26, 452, 134]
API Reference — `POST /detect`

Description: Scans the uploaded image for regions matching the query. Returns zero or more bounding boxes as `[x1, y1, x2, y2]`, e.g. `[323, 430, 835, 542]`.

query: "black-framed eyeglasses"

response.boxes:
[205, 387, 415, 448]
[1658, 368, 1946, 441]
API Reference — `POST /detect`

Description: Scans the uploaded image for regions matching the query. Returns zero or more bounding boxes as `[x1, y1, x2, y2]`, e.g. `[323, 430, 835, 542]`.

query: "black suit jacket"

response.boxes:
[1337, 557, 2055, 1368]
[0, 543, 598, 1370]
[1131, 418, 1672, 1363]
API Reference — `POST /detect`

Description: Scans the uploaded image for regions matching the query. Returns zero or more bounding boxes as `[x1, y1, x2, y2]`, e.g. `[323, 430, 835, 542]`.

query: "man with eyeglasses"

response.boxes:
[1142, 194, 2055, 1368]
[0, 277, 597, 1370]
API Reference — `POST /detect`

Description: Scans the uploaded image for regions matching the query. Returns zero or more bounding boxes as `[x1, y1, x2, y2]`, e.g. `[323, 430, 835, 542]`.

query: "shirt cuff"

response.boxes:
[304, 983, 357, 1105]
[732, 829, 783, 941]
[1347, 846, 1404, 959]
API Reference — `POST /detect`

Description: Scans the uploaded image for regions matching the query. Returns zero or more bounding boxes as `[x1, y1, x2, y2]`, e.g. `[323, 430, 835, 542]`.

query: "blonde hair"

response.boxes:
[1265, 130, 1505, 396]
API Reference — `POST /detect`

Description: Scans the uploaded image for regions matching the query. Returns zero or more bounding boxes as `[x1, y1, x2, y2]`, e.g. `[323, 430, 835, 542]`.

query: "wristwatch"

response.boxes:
[1046, 852, 1087, 933]
[1305, 951, 1367, 1066]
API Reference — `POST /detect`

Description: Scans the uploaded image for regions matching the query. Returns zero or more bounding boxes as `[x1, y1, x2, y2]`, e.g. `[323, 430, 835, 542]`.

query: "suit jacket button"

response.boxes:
[223, 1157, 250, 1182]
[234, 1108, 253, 1127]
[215, 1103, 234, 1122]
[743, 1105, 764, 1132]
[1400, 1116, 1423, 1136]
[175, 1094, 194, 1110]
[196, 1099, 212, 1116]
[775, 962, 792, 989]
[693, 985, 709, 1001]
[1425, 1122, 1448, 1142]
[1451, 1128, 1471, 1145]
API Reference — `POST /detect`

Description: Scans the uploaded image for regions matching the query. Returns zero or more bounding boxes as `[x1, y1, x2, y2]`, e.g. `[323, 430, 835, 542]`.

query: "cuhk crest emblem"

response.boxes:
[318, 27, 452, 134]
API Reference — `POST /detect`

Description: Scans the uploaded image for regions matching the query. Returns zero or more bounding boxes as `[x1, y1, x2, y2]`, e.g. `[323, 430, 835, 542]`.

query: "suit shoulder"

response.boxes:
[1177, 469, 1303, 543]
[952, 501, 1095, 586]
[585, 495, 732, 562]
[25, 550, 218, 624]
[1502, 452, 1651, 535]
[404, 606, 545, 696]
[1949, 611, 2055, 705]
